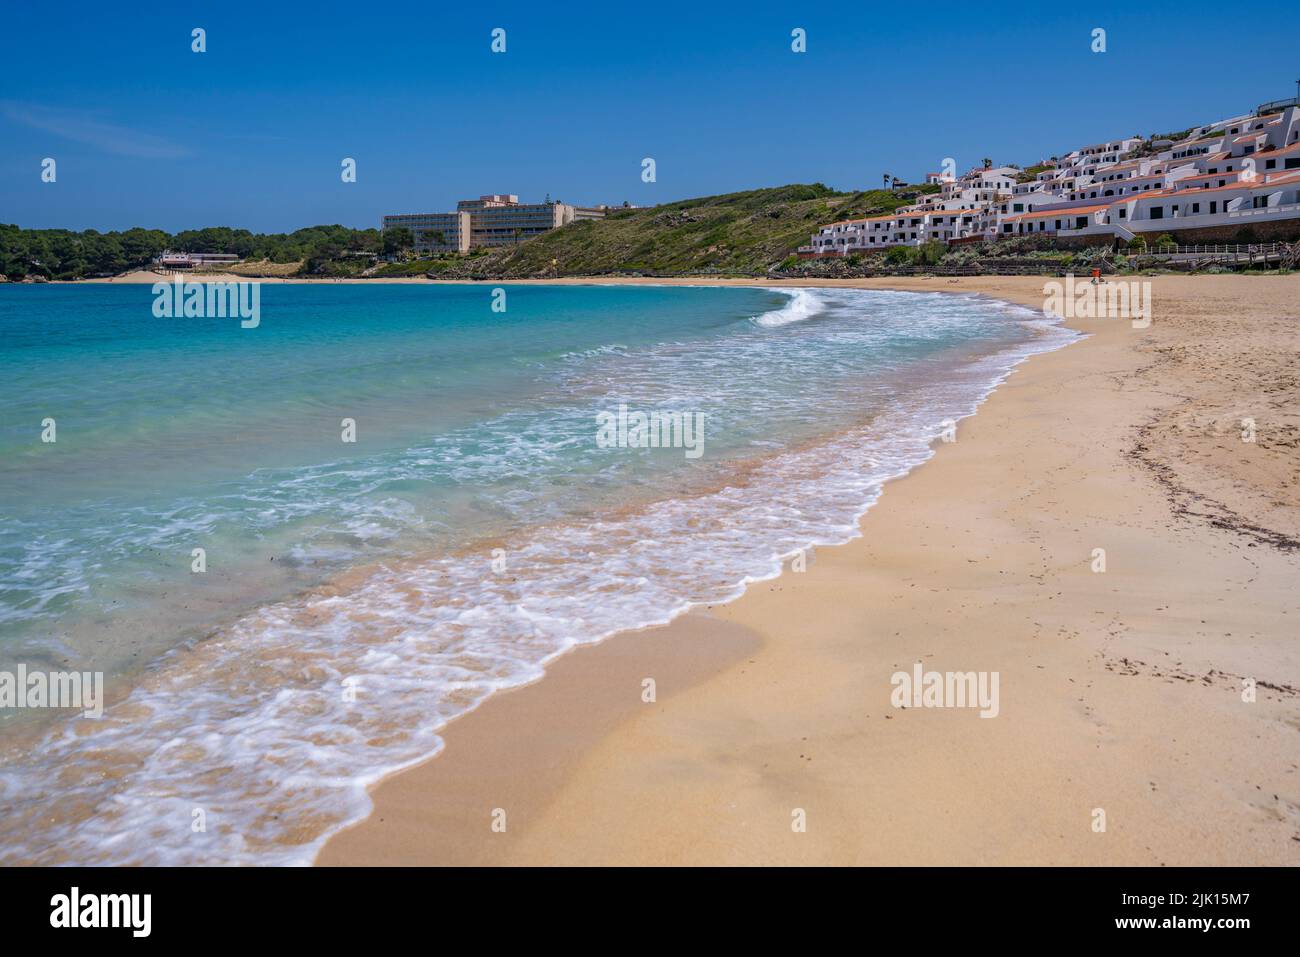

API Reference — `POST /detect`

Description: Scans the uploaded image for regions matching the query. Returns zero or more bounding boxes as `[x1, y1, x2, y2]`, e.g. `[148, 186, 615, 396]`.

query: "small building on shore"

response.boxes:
[153, 251, 242, 270]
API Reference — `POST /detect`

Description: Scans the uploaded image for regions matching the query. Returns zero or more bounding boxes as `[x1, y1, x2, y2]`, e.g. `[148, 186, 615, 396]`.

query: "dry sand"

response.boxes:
[309, 274, 1300, 866]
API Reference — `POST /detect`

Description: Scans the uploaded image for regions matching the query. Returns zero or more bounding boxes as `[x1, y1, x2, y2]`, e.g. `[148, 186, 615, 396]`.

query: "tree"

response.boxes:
[882, 173, 892, 190]
[982, 157, 992, 169]
[382, 226, 414, 256]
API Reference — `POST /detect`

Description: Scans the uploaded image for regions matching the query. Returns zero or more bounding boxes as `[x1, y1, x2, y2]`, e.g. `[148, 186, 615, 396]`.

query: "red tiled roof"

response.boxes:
[1255, 140, 1300, 158]
[1002, 203, 1110, 223]
[1125, 170, 1300, 201]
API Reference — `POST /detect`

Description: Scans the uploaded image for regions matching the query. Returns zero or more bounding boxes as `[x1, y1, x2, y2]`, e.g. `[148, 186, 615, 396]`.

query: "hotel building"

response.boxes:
[383, 194, 609, 253]
[380, 211, 472, 254]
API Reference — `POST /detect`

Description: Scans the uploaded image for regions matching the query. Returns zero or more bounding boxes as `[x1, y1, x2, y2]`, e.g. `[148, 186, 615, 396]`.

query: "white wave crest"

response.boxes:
[750, 288, 825, 327]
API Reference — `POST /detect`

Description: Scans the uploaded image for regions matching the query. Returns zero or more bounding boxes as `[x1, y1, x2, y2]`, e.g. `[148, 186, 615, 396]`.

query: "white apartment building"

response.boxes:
[801, 98, 1300, 258]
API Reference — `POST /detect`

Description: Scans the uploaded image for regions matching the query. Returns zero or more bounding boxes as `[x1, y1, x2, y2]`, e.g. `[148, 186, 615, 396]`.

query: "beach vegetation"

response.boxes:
[915, 241, 946, 266]
[0, 222, 390, 280]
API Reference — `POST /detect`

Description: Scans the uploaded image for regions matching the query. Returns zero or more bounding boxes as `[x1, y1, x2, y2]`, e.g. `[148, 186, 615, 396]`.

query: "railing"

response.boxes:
[1124, 242, 1294, 266]
[1126, 242, 1286, 256]
[1256, 98, 1299, 114]
[1226, 202, 1300, 220]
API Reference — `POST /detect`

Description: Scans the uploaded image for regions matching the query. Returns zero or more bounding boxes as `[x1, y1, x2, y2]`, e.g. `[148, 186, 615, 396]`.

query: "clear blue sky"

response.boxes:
[3, 0, 1298, 233]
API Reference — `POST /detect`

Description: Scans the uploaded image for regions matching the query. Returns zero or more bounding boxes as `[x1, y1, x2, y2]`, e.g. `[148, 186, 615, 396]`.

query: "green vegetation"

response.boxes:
[431, 184, 949, 279]
[876, 240, 948, 268]
[0, 224, 169, 280]
[0, 223, 396, 280]
[373, 257, 445, 276]
[0, 182, 961, 283]
[1015, 164, 1051, 184]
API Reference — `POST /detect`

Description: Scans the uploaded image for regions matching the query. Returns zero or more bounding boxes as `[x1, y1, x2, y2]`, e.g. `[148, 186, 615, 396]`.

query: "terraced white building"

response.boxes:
[801, 97, 1300, 256]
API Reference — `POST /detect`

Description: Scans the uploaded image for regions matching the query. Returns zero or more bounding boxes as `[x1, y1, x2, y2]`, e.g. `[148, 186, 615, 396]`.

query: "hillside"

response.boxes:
[428, 183, 939, 279]
[0, 184, 939, 281]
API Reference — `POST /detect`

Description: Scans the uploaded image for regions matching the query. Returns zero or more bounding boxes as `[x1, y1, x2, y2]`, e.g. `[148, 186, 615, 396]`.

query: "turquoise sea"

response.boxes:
[0, 281, 1075, 864]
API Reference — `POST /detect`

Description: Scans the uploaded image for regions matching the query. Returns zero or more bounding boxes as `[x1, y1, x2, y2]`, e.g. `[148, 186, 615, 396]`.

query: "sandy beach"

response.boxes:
[38, 268, 1300, 864]
[308, 274, 1296, 866]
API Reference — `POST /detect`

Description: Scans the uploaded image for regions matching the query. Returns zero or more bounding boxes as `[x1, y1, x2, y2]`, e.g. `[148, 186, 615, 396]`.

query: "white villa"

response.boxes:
[801, 98, 1300, 257]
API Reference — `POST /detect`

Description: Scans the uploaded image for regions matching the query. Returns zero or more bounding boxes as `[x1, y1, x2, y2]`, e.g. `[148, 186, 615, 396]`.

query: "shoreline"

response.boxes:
[34, 269, 1296, 287]
[318, 274, 1300, 866]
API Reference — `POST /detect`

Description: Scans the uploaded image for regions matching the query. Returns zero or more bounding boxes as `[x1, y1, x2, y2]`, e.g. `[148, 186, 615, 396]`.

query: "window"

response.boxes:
[1191, 203, 1200, 213]
[1054, 220, 1061, 230]
[1210, 201, 1217, 214]
[1150, 207, 1164, 219]
[1118, 208, 1127, 219]
[1075, 217, 1088, 229]
[1266, 159, 1277, 169]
